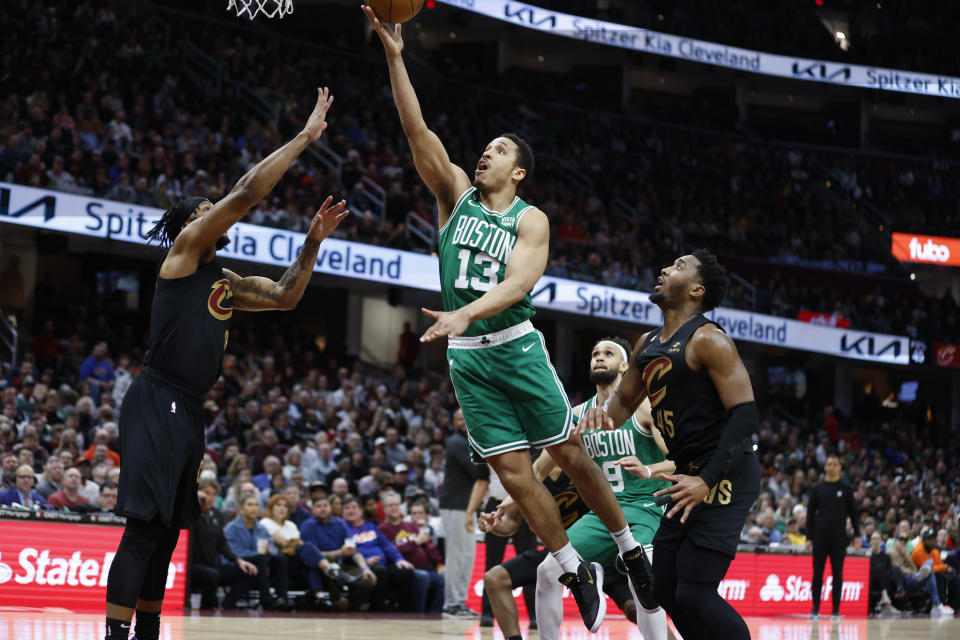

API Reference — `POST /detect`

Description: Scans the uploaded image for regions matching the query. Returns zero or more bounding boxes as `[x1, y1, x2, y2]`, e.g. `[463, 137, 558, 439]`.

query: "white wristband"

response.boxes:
[644, 465, 652, 479]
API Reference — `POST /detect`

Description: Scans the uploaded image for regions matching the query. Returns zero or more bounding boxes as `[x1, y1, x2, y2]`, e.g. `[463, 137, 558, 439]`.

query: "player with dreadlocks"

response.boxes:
[104, 87, 348, 640]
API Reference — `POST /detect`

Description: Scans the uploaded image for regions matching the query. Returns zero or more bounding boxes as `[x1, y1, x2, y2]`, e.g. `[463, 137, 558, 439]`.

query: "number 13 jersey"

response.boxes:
[438, 187, 536, 337]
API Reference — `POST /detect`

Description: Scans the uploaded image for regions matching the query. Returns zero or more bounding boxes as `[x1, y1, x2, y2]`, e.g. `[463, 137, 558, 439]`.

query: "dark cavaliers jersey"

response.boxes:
[144, 259, 232, 394]
[542, 469, 589, 530]
[635, 314, 729, 473]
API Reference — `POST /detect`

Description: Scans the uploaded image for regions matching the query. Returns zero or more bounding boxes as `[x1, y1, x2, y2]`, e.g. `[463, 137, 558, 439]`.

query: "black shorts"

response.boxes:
[115, 369, 205, 528]
[654, 452, 761, 558]
[502, 548, 633, 611]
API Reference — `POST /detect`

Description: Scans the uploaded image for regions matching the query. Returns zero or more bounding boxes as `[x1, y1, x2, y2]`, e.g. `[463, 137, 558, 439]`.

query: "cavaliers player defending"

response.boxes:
[104, 88, 348, 640]
[580, 250, 761, 640]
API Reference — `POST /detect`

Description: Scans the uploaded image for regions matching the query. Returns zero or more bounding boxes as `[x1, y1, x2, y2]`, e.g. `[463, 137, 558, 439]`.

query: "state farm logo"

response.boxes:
[761, 574, 863, 602]
[760, 574, 785, 601]
[0, 547, 179, 589]
[717, 578, 749, 600]
[908, 236, 950, 263]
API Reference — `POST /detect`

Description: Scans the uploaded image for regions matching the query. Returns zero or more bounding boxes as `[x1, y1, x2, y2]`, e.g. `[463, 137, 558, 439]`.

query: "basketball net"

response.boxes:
[227, 0, 293, 20]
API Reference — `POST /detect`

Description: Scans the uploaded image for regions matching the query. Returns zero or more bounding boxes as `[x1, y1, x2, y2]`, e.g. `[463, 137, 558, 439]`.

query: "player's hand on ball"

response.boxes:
[655, 474, 709, 523]
[420, 308, 470, 342]
[307, 196, 349, 242]
[361, 3, 404, 56]
[576, 407, 615, 435]
[615, 456, 651, 479]
[302, 87, 334, 141]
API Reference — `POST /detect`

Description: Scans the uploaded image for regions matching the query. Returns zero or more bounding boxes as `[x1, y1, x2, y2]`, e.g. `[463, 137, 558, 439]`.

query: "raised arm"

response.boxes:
[362, 4, 470, 220]
[221, 196, 349, 311]
[419, 208, 549, 342]
[163, 88, 334, 276]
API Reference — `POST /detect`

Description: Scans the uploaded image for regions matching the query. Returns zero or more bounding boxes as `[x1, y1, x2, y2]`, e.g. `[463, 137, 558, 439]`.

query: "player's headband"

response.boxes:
[595, 340, 629, 363]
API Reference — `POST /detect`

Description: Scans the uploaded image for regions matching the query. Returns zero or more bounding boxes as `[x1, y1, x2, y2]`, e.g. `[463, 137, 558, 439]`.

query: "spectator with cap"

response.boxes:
[0, 463, 47, 509]
[889, 531, 943, 614]
[46, 466, 91, 510]
[912, 528, 959, 613]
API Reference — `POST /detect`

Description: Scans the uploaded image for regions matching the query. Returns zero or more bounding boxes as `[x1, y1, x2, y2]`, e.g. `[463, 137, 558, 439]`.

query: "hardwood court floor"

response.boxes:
[1, 610, 958, 639]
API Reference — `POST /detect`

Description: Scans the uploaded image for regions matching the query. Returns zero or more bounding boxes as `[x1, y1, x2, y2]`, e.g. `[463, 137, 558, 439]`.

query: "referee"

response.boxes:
[806, 455, 861, 619]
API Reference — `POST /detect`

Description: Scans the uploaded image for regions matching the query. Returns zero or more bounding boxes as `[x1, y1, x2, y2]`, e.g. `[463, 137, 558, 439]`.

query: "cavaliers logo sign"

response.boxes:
[641, 356, 672, 408]
[207, 279, 234, 321]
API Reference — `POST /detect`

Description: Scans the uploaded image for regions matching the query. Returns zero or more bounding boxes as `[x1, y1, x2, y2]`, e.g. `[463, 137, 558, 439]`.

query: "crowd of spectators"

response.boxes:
[0, 299, 957, 613]
[2, 1, 959, 345]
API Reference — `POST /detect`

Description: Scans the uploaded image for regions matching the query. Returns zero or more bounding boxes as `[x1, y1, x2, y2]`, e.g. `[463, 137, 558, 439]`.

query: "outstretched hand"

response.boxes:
[361, 3, 404, 57]
[420, 308, 470, 342]
[306, 196, 350, 242]
[574, 406, 615, 435]
[302, 87, 334, 141]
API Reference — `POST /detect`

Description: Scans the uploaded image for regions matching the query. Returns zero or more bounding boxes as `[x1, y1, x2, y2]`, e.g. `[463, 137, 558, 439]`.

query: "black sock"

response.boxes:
[105, 617, 132, 640]
[134, 610, 161, 640]
[506, 636, 523, 640]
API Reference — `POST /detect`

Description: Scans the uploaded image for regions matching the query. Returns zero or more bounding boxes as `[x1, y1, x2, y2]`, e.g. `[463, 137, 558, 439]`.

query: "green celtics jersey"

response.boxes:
[438, 187, 537, 337]
[578, 395, 670, 505]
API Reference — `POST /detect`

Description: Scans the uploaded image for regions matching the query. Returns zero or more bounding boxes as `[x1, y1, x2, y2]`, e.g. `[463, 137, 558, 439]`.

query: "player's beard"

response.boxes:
[589, 368, 618, 385]
[649, 291, 666, 304]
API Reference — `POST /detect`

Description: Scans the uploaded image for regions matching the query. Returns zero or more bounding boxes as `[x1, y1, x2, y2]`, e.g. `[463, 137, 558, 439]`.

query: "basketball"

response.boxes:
[366, 0, 424, 24]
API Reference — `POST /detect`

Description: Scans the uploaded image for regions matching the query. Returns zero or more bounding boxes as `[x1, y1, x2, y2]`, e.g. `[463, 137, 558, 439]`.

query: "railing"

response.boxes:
[406, 208, 436, 250]
[359, 176, 386, 218]
[729, 272, 758, 310]
[0, 310, 18, 376]
[810, 158, 891, 256]
[612, 197, 637, 226]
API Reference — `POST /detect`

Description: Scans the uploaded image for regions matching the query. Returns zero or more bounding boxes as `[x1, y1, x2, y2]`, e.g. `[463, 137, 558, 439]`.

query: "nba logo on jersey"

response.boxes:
[170, 401, 177, 414]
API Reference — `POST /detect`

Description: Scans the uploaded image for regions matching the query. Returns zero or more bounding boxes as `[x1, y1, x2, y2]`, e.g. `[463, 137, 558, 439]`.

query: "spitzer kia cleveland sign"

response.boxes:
[891, 232, 960, 266]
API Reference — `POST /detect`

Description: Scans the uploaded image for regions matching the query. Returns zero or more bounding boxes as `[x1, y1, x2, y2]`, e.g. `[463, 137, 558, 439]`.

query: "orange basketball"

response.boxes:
[366, 0, 424, 24]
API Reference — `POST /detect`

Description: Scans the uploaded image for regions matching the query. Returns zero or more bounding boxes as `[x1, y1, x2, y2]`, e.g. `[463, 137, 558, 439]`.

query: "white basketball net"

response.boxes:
[227, 0, 293, 20]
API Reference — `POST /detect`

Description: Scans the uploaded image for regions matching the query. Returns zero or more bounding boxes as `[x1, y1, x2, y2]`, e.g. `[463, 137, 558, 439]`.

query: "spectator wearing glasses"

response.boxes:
[0, 464, 47, 509]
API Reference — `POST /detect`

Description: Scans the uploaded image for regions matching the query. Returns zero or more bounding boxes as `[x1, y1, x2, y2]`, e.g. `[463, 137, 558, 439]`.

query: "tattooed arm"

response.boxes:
[222, 196, 349, 312]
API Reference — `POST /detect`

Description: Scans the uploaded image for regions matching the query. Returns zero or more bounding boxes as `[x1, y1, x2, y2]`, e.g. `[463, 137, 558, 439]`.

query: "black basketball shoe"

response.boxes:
[621, 545, 654, 601]
[558, 561, 606, 632]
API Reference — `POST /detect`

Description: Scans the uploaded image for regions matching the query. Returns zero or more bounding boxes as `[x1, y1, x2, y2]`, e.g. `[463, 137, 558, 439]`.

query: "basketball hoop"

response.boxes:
[227, 0, 293, 20]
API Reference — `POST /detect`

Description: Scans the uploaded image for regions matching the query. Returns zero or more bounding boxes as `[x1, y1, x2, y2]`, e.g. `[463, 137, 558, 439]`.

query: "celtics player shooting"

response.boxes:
[363, 5, 654, 633]
[535, 338, 671, 640]
[580, 251, 761, 640]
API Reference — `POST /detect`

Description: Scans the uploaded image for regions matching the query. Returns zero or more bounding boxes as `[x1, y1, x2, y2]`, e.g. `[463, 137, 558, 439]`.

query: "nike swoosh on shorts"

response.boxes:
[522, 344, 534, 352]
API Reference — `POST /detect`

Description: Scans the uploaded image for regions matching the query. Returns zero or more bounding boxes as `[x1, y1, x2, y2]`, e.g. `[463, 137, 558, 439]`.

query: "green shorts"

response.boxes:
[567, 504, 661, 569]
[447, 320, 573, 462]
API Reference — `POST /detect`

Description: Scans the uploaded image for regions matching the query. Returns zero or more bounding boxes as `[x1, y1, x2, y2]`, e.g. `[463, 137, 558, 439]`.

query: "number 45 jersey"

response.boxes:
[438, 187, 536, 337]
[578, 395, 670, 506]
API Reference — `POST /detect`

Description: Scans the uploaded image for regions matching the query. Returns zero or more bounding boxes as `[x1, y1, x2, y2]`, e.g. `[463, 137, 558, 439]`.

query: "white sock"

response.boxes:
[612, 526, 638, 555]
[636, 606, 668, 640]
[550, 542, 581, 574]
[536, 554, 565, 640]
